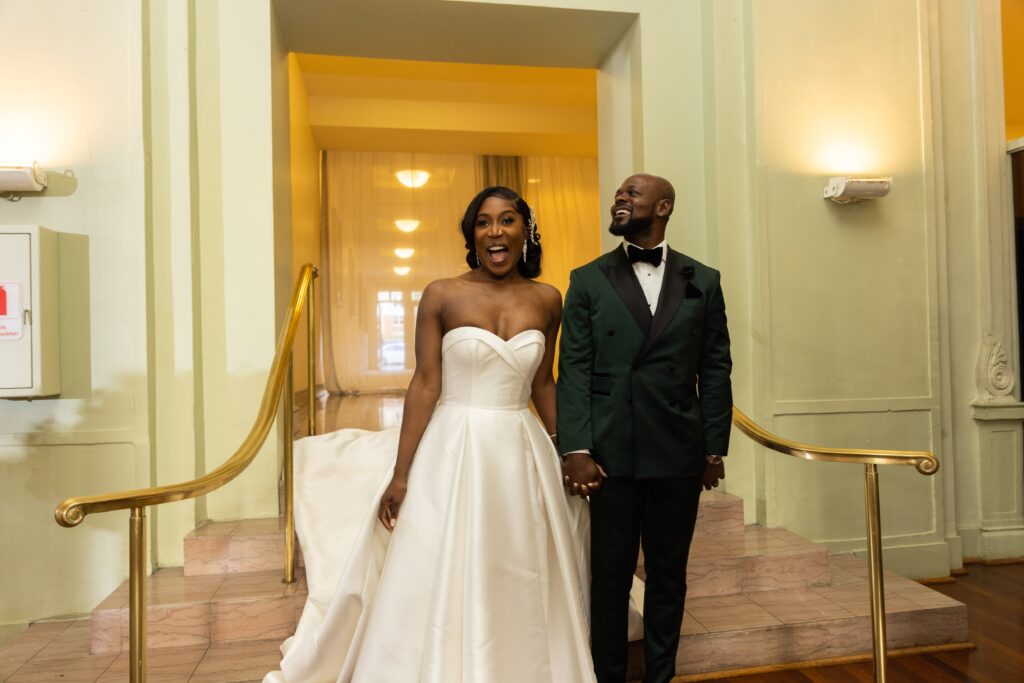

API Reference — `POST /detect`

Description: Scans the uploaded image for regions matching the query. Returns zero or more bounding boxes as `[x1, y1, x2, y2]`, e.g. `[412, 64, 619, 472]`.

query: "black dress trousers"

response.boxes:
[589, 475, 703, 683]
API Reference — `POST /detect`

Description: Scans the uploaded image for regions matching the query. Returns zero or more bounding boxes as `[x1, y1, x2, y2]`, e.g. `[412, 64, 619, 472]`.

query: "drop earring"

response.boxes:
[522, 240, 528, 260]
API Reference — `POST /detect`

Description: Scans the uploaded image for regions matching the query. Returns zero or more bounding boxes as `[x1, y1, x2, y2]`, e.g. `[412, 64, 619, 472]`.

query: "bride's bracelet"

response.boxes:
[548, 432, 558, 447]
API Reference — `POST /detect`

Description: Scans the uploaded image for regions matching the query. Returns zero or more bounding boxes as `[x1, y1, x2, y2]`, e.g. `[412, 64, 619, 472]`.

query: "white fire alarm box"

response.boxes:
[0, 225, 60, 397]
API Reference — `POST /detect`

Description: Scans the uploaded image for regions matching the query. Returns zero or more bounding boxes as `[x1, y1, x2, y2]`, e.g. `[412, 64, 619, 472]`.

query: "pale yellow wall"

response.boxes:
[194, 0, 286, 522]
[146, 0, 204, 570]
[750, 0, 945, 574]
[289, 55, 321, 395]
[1004, 0, 1024, 139]
[472, 0, 1024, 575]
[0, 1, 149, 622]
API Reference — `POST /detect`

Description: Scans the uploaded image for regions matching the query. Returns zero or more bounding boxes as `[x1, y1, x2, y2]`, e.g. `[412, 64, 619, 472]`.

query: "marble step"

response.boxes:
[693, 490, 745, 537]
[637, 525, 831, 598]
[628, 554, 968, 679]
[89, 568, 307, 655]
[183, 492, 747, 577]
[184, 518, 304, 577]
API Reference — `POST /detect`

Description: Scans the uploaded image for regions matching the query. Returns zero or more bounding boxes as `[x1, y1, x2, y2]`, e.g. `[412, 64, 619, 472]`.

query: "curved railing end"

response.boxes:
[55, 499, 86, 528]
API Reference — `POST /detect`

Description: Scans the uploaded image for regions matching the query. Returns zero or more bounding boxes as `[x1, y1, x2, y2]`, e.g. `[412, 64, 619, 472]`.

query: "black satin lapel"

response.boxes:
[599, 250, 653, 335]
[636, 252, 686, 360]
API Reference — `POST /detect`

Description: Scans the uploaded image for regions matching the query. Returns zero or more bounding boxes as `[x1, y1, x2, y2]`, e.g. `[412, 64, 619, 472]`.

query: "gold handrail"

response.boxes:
[732, 407, 939, 474]
[731, 405, 939, 683]
[54, 264, 319, 683]
[55, 264, 318, 526]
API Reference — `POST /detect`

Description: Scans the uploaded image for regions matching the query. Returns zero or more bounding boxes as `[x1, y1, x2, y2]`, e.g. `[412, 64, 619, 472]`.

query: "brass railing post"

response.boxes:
[129, 506, 147, 683]
[307, 267, 318, 437]
[55, 264, 323, 683]
[283, 361, 296, 584]
[864, 464, 888, 682]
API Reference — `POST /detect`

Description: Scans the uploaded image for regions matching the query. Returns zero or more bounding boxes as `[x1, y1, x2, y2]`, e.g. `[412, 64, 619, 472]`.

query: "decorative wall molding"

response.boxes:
[971, 401, 1024, 421]
[976, 334, 1016, 399]
[772, 397, 933, 416]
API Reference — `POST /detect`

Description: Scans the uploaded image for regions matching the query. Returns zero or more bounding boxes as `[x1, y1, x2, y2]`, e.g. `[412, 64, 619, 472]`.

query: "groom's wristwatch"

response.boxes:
[705, 455, 724, 465]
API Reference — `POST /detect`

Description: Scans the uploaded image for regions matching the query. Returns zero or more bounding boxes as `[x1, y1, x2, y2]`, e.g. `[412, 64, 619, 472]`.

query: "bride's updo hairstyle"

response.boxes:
[459, 186, 542, 279]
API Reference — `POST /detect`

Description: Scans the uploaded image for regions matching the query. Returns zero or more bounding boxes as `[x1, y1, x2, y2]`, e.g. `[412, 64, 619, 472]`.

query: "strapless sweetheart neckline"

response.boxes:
[442, 325, 545, 345]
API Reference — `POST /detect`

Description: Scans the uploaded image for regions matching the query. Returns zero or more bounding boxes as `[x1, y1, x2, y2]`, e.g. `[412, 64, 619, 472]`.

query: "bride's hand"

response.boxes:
[378, 476, 408, 532]
[561, 453, 604, 497]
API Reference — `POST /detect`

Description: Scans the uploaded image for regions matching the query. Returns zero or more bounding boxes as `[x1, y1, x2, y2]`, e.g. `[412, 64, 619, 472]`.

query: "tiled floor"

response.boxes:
[0, 618, 281, 682]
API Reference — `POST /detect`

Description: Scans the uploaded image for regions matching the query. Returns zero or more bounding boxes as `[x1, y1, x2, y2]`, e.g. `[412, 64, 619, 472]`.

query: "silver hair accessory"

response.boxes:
[522, 206, 539, 260]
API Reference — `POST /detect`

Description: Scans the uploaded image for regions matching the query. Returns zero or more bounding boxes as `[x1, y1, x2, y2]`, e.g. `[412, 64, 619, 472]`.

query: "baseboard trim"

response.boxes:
[916, 575, 957, 585]
[963, 555, 1024, 566]
[663, 642, 977, 682]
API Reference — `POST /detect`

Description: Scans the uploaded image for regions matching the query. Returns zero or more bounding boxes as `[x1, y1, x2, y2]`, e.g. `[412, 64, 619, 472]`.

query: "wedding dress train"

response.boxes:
[264, 327, 599, 682]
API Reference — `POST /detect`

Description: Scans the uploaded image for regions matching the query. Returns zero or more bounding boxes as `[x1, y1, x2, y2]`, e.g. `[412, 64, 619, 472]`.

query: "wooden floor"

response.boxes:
[723, 563, 1022, 683]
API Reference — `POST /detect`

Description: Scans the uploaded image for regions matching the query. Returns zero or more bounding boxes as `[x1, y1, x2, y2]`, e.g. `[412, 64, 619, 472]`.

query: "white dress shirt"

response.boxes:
[624, 240, 667, 315]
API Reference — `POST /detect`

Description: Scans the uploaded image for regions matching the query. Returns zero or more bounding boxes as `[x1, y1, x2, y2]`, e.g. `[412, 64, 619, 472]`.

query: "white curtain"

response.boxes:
[323, 151, 480, 393]
[321, 152, 600, 393]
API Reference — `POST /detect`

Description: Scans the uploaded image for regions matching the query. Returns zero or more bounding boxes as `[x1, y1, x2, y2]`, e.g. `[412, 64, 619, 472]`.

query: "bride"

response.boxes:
[264, 187, 610, 683]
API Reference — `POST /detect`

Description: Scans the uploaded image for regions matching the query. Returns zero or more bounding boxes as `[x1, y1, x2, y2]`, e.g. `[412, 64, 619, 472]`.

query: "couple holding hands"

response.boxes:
[265, 173, 732, 683]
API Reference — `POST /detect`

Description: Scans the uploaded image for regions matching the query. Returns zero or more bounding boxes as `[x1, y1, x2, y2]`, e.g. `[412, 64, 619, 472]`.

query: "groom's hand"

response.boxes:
[702, 460, 725, 490]
[561, 452, 604, 496]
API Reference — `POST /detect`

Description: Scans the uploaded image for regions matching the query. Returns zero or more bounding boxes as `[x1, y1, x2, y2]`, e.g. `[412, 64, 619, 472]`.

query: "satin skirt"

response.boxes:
[263, 402, 599, 683]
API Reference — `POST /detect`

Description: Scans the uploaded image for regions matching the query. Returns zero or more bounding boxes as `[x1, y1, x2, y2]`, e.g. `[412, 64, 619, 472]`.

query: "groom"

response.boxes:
[557, 174, 733, 683]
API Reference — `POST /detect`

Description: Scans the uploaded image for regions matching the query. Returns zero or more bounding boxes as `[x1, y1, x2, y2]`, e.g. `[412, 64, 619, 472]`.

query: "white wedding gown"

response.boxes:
[264, 326, 604, 683]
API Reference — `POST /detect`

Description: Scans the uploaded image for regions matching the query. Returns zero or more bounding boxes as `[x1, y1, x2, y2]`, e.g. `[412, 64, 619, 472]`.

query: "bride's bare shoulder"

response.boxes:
[527, 280, 562, 311]
[419, 277, 465, 308]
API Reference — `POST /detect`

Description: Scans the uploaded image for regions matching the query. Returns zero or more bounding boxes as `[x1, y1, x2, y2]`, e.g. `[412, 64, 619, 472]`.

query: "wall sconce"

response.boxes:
[823, 176, 891, 204]
[0, 163, 48, 199]
[395, 219, 420, 233]
[393, 266, 411, 276]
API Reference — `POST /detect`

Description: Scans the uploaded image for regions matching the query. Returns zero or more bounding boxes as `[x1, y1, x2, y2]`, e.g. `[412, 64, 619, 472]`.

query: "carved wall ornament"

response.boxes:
[977, 334, 1015, 398]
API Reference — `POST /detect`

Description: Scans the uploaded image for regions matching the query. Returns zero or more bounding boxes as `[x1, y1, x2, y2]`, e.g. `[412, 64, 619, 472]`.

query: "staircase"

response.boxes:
[89, 518, 307, 655]
[630, 492, 966, 678]
[69, 491, 964, 680]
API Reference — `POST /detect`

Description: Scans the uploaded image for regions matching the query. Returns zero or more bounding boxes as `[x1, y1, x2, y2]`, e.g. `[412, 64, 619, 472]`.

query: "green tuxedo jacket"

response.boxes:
[556, 246, 732, 478]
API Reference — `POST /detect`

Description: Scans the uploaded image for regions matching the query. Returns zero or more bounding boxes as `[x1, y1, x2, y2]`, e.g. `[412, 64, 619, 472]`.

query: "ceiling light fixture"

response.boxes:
[394, 248, 415, 259]
[394, 219, 420, 233]
[393, 266, 411, 276]
[396, 169, 430, 188]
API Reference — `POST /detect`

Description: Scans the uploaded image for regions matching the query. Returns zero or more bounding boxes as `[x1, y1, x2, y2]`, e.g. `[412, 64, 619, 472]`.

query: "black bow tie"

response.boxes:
[627, 244, 663, 267]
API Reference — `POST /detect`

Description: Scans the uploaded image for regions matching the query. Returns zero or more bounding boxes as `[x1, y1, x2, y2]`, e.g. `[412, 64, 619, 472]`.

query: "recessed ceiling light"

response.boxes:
[393, 266, 411, 276]
[527, 178, 540, 184]
[396, 170, 429, 188]
[394, 248, 415, 259]
[395, 219, 420, 233]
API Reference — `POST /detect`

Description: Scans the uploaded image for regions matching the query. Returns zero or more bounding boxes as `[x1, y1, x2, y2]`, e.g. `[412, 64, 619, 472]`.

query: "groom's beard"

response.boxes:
[608, 213, 653, 237]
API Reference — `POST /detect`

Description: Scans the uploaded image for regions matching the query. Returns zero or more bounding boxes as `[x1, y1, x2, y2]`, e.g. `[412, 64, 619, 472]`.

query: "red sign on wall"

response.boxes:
[0, 283, 23, 341]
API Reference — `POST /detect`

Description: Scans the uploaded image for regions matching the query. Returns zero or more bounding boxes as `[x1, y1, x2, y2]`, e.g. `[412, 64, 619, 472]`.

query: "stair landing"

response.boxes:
[0, 492, 968, 681]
